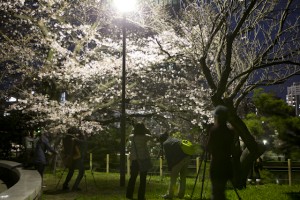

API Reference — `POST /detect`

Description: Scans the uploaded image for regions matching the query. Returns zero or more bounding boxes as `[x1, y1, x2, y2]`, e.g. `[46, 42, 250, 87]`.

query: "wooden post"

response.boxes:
[90, 153, 93, 171]
[127, 154, 130, 176]
[106, 154, 109, 173]
[160, 156, 163, 177]
[288, 159, 292, 186]
[196, 157, 200, 174]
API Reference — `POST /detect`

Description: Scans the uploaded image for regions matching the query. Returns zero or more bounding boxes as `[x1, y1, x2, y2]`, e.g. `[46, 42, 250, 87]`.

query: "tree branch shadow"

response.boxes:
[286, 192, 300, 200]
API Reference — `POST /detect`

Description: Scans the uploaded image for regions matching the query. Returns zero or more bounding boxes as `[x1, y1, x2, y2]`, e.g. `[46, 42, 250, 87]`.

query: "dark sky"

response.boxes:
[263, 76, 300, 100]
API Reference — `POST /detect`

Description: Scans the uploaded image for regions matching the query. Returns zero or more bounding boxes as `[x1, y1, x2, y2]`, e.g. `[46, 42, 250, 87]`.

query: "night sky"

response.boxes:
[263, 76, 300, 100]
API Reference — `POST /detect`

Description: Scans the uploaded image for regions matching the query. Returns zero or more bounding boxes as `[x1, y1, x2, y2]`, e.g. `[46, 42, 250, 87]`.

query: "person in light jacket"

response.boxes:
[126, 123, 152, 200]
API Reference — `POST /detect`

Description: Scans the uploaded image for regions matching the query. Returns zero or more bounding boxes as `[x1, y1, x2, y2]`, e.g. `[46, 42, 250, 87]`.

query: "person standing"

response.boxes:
[23, 131, 34, 168]
[62, 127, 87, 191]
[126, 123, 152, 200]
[248, 157, 263, 185]
[159, 132, 191, 199]
[207, 105, 235, 200]
[34, 130, 57, 179]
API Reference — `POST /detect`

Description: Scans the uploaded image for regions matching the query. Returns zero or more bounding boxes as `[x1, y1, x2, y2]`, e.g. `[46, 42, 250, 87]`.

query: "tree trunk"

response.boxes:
[230, 113, 266, 188]
[207, 103, 264, 189]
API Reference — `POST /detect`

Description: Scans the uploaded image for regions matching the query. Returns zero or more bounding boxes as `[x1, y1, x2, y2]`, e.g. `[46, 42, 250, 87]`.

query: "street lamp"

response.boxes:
[113, 0, 137, 187]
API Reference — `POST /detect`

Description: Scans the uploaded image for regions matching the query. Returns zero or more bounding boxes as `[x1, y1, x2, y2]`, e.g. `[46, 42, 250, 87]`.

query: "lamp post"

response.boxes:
[113, 0, 137, 187]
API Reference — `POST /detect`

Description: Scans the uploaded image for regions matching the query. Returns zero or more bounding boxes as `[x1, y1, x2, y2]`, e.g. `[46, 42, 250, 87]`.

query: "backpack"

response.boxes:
[181, 140, 196, 155]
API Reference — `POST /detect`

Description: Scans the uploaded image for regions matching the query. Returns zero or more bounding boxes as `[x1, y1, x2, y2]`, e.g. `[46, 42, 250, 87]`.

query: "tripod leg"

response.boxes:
[91, 169, 97, 187]
[230, 180, 242, 200]
[55, 167, 67, 190]
[200, 151, 208, 200]
[190, 150, 206, 199]
[84, 172, 87, 192]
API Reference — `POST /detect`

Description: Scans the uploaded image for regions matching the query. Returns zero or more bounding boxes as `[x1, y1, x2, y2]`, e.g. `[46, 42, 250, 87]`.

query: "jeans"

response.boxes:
[167, 156, 190, 198]
[126, 160, 147, 200]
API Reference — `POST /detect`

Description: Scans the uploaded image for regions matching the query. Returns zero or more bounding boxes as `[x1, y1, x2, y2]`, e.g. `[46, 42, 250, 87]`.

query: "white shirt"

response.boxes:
[128, 134, 152, 160]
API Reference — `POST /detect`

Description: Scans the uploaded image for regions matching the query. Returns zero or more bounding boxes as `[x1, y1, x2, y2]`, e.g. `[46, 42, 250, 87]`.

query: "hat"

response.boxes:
[133, 123, 147, 135]
[213, 105, 228, 120]
[159, 132, 169, 143]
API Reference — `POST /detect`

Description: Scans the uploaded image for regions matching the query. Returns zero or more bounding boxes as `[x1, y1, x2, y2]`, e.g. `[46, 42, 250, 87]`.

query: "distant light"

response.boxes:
[113, 0, 137, 13]
[8, 97, 17, 102]
[263, 139, 268, 145]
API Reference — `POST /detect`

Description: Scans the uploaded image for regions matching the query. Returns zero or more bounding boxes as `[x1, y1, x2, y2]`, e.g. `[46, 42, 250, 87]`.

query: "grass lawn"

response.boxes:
[42, 169, 300, 200]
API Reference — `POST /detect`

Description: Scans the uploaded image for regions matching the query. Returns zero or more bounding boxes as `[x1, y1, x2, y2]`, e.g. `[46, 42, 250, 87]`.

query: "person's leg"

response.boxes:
[63, 165, 75, 190]
[138, 171, 147, 200]
[248, 163, 254, 184]
[72, 162, 85, 190]
[254, 167, 261, 184]
[178, 157, 190, 198]
[126, 160, 139, 199]
[164, 159, 185, 198]
[211, 178, 227, 200]
[35, 163, 45, 178]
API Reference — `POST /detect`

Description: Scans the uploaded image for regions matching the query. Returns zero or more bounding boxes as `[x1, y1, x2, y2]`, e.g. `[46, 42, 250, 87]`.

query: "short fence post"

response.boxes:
[90, 153, 93, 171]
[288, 159, 292, 186]
[127, 154, 130, 176]
[196, 157, 200, 174]
[160, 156, 163, 177]
[106, 154, 109, 173]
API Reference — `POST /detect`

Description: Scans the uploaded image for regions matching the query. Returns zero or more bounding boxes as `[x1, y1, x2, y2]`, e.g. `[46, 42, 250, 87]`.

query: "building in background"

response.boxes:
[286, 82, 300, 116]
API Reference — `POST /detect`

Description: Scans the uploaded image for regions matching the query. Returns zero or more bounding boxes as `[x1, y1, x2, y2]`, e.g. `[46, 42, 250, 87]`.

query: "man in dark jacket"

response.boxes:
[207, 105, 235, 200]
[62, 127, 87, 191]
[34, 131, 57, 178]
[159, 132, 190, 199]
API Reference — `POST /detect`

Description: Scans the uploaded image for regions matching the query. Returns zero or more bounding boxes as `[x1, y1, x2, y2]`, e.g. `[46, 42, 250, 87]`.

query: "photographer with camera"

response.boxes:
[159, 132, 191, 199]
[126, 123, 153, 200]
[207, 105, 235, 200]
[62, 127, 87, 191]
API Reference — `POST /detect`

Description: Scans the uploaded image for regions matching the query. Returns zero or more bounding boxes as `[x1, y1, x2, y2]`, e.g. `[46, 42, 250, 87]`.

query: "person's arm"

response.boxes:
[42, 136, 57, 154]
[145, 134, 153, 141]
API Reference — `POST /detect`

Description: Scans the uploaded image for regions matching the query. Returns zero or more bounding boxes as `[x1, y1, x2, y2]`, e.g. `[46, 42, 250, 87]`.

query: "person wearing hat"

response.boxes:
[126, 123, 153, 200]
[159, 132, 191, 199]
[207, 105, 235, 200]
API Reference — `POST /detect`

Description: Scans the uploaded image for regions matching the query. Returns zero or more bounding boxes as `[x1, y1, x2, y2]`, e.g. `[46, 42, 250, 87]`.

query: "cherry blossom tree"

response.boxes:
[149, 0, 300, 187]
[2, 0, 300, 188]
[0, 0, 211, 137]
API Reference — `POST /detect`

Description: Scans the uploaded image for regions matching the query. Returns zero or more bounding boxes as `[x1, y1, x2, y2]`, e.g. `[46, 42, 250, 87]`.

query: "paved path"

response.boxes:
[0, 179, 7, 193]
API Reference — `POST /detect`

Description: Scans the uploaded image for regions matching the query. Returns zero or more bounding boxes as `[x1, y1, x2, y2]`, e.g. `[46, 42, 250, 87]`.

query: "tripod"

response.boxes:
[190, 149, 242, 200]
[55, 152, 97, 191]
[190, 149, 208, 199]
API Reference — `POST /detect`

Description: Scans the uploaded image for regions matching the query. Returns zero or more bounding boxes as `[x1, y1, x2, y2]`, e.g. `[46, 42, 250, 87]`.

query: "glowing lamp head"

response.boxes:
[114, 0, 137, 13]
[262, 139, 268, 145]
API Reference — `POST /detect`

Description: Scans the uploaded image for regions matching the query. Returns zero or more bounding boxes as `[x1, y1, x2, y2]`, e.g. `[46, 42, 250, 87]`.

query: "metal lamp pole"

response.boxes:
[113, 0, 136, 187]
[120, 14, 127, 187]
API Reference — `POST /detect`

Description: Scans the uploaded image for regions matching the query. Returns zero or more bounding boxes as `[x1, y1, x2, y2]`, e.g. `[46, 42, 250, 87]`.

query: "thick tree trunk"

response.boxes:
[229, 112, 266, 189]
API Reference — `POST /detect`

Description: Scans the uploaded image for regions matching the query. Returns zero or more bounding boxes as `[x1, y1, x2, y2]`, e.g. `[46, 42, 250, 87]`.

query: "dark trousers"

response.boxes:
[211, 178, 228, 200]
[35, 163, 45, 178]
[126, 160, 147, 200]
[63, 159, 84, 190]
